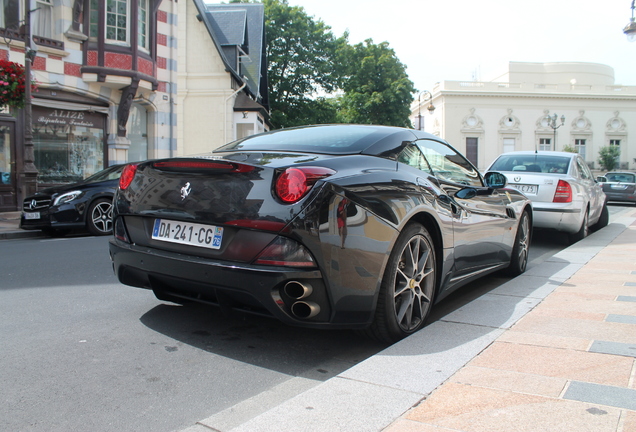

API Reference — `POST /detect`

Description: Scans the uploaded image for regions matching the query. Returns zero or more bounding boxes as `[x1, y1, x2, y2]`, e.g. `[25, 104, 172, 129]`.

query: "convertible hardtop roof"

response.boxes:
[214, 124, 440, 156]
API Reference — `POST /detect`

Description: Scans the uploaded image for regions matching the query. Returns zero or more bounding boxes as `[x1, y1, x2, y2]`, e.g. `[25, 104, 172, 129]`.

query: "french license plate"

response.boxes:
[24, 212, 40, 220]
[611, 184, 628, 190]
[509, 184, 538, 194]
[152, 219, 223, 249]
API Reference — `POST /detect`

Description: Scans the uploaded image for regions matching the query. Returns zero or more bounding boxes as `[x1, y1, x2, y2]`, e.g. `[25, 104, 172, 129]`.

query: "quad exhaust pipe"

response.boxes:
[284, 281, 320, 319]
[284, 281, 313, 300]
[291, 301, 320, 319]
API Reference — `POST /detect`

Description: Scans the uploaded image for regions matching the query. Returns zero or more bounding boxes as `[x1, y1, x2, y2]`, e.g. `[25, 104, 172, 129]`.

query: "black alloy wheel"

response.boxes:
[87, 198, 114, 236]
[365, 223, 437, 344]
[504, 210, 530, 276]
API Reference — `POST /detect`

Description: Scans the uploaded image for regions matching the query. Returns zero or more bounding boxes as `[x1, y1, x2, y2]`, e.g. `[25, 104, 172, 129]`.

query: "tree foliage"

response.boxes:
[263, 0, 345, 128]
[598, 146, 621, 171]
[262, 0, 415, 128]
[338, 40, 415, 127]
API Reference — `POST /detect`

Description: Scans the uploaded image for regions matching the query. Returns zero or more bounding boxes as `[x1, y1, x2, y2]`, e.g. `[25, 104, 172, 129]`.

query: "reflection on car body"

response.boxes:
[109, 125, 533, 343]
[487, 151, 608, 244]
[20, 164, 125, 236]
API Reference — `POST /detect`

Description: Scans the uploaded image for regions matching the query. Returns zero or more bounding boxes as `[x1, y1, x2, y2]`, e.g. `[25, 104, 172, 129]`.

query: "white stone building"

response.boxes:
[412, 62, 636, 172]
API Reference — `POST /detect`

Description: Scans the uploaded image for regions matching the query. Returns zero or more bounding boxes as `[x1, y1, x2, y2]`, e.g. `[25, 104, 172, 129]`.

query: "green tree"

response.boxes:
[263, 0, 345, 128]
[338, 39, 415, 127]
[598, 146, 621, 171]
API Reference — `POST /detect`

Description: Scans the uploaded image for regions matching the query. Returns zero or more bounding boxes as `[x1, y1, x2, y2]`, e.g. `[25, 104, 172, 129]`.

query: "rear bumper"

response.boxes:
[604, 192, 636, 203]
[109, 239, 373, 329]
[532, 205, 582, 233]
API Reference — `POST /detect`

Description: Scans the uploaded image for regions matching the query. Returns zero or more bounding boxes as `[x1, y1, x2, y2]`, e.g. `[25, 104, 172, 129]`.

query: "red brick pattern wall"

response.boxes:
[87, 51, 98, 66]
[157, 56, 167, 69]
[105, 53, 132, 69]
[157, 33, 167, 46]
[157, 10, 167, 23]
[32, 56, 46, 71]
[139, 57, 154, 76]
[64, 62, 82, 77]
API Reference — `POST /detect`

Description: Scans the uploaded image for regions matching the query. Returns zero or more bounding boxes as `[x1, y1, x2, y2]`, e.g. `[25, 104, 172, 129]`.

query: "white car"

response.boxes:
[487, 151, 608, 243]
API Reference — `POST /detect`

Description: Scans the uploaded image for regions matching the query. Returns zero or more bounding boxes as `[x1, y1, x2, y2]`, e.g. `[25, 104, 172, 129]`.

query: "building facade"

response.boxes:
[177, 0, 270, 156]
[412, 62, 636, 172]
[0, 0, 177, 212]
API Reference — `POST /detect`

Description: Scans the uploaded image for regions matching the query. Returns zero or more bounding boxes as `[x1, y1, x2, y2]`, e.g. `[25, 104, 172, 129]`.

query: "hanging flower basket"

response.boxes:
[0, 59, 37, 110]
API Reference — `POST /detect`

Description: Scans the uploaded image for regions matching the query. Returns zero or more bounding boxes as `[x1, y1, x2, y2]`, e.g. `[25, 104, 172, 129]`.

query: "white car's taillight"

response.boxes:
[553, 179, 572, 203]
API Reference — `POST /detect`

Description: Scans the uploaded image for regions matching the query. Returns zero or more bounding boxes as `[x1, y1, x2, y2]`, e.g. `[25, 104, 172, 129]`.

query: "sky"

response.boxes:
[288, 0, 636, 93]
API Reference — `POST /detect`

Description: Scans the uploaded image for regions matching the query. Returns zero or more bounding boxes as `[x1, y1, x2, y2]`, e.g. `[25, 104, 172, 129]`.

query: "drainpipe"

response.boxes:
[224, 79, 247, 144]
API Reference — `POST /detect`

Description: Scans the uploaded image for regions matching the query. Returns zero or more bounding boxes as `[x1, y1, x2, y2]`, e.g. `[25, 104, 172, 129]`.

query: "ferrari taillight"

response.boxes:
[275, 167, 336, 204]
[119, 164, 138, 190]
[553, 179, 572, 203]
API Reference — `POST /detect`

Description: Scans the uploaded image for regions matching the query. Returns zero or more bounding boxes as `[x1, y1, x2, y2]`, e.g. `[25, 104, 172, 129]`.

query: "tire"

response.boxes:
[569, 208, 589, 244]
[87, 198, 114, 236]
[591, 203, 609, 231]
[364, 223, 437, 344]
[504, 210, 530, 276]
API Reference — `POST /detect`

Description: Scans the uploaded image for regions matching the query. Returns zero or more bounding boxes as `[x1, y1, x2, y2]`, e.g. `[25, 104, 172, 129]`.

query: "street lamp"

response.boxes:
[417, 90, 435, 131]
[547, 113, 565, 150]
[624, 0, 636, 42]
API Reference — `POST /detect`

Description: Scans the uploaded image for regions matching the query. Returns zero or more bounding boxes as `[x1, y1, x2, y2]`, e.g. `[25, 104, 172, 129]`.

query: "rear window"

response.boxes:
[606, 173, 635, 183]
[490, 155, 571, 174]
[215, 125, 396, 155]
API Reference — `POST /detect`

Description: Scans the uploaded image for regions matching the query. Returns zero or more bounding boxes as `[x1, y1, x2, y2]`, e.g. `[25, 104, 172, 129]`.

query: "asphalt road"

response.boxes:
[0, 205, 627, 432]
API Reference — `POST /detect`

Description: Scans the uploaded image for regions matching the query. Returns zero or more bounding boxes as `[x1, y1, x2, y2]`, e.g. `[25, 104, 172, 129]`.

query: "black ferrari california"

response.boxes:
[109, 125, 532, 343]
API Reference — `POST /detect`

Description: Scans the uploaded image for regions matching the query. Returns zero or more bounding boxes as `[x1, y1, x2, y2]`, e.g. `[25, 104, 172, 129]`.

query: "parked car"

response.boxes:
[21, 164, 125, 236]
[596, 171, 636, 204]
[487, 151, 608, 243]
[109, 124, 532, 343]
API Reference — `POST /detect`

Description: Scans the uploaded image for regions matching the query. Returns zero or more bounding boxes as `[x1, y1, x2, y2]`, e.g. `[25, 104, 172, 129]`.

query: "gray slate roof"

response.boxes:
[193, 1, 269, 111]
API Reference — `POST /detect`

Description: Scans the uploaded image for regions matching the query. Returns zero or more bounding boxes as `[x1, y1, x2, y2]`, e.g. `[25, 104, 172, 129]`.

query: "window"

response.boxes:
[503, 138, 515, 153]
[417, 140, 482, 187]
[539, 138, 551, 151]
[33, 0, 52, 38]
[89, 0, 99, 38]
[0, 0, 20, 30]
[575, 139, 586, 160]
[106, 0, 129, 44]
[89, 0, 151, 50]
[397, 144, 431, 174]
[138, 0, 149, 50]
[465, 137, 478, 166]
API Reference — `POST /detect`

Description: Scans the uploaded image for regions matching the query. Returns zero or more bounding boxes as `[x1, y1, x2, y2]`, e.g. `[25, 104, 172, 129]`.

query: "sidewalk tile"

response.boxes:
[451, 366, 566, 398]
[469, 342, 633, 387]
[403, 383, 623, 432]
[383, 419, 456, 432]
[538, 293, 636, 315]
[511, 314, 636, 344]
[497, 331, 591, 351]
[563, 381, 636, 410]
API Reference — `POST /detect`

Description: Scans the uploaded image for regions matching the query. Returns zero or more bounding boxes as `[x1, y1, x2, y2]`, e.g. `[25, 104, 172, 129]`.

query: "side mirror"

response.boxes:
[484, 171, 507, 189]
[455, 188, 477, 199]
[596, 176, 607, 183]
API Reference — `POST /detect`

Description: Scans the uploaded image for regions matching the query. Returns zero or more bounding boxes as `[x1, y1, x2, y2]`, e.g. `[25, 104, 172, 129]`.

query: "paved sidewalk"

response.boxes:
[384, 210, 636, 432]
[181, 207, 636, 432]
[0, 211, 42, 240]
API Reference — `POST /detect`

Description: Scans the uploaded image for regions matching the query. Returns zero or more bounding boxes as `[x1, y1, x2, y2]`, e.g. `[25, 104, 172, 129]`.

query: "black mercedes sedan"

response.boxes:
[21, 164, 125, 236]
[109, 125, 532, 343]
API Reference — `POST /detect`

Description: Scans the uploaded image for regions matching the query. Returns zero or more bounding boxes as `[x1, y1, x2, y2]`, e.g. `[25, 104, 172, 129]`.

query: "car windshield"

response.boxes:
[215, 125, 396, 155]
[490, 154, 571, 174]
[82, 165, 123, 183]
[606, 173, 636, 183]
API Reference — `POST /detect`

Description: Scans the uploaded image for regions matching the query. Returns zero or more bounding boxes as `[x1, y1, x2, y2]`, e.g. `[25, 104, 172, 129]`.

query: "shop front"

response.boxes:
[32, 105, 107, 186]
